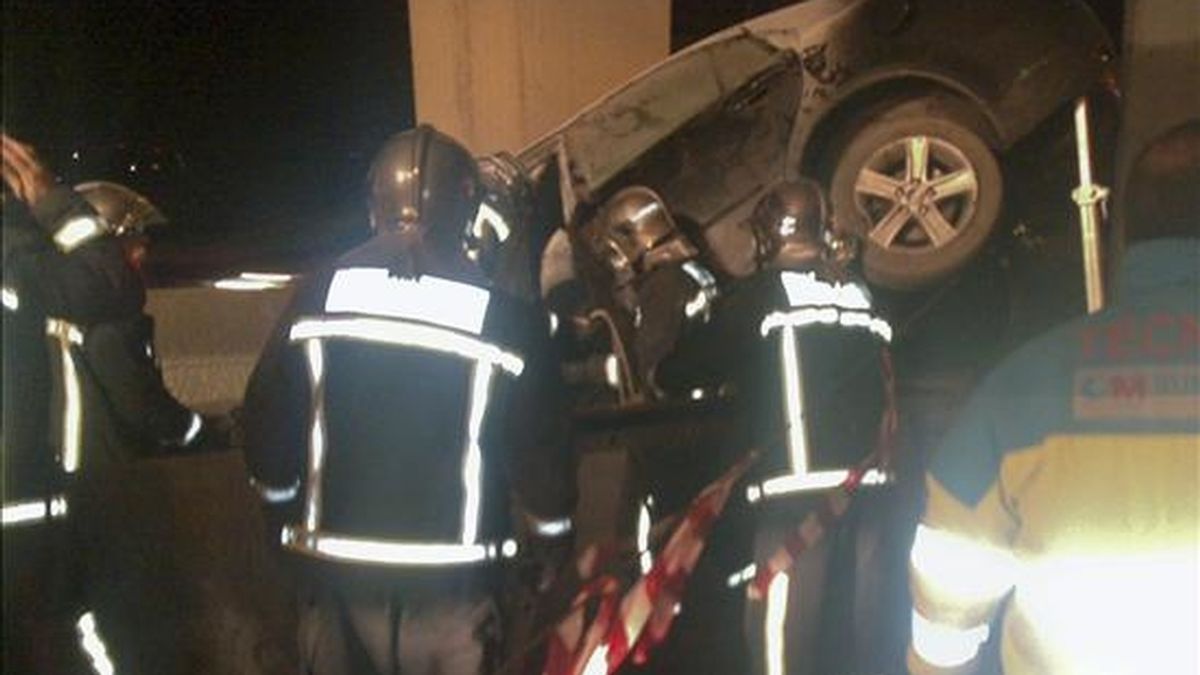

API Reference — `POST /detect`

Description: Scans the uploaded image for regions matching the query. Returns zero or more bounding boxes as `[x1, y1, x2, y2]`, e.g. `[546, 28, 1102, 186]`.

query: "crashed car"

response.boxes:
[518, 0, 1114, 290]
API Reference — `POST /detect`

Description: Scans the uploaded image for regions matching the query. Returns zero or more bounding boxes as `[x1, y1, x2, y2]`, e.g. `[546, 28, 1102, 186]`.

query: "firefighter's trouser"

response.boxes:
[298, 580, 499, 675]
[743, 489, 901, 675]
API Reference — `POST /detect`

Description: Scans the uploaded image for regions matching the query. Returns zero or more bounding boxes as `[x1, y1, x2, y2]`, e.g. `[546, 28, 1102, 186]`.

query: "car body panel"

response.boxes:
[584, 46, 803, 232]
[561, 36, 783, 200]
[519, 0, 1111, 226]
[719, 0, 1114, 164]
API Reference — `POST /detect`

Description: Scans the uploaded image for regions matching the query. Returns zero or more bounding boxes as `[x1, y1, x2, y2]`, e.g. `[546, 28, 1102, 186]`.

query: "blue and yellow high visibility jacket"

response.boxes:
[909, 239, 1199, 675]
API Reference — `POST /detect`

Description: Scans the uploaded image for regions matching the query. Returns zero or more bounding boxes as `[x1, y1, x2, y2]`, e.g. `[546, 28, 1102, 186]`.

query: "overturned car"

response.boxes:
[517, 0, 1114, 292]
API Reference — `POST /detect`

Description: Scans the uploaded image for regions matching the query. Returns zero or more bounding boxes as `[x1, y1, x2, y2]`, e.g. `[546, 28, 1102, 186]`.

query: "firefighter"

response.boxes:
[573, 185, 720, 399]
[3, 133, 102, 674]
[241, 125, 576, 675]
[3, 133, 216, 673]
[907, 122, 1200, 675]
[3, 136, 210, 469]
[656, 179, 896, 675]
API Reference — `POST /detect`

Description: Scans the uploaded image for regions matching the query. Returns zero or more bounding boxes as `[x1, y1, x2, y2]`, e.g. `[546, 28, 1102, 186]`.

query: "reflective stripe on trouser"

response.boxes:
[745, 519, 829, 675]
[744, 496, 892, 675]
[76, 611, 116, 675]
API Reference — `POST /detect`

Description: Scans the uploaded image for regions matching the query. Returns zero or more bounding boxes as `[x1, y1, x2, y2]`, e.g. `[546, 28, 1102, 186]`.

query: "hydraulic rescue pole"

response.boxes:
[1072, 96, 1110, 313]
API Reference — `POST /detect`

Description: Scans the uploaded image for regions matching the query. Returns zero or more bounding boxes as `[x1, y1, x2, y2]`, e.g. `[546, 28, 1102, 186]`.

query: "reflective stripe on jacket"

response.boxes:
[242, 234, 576, 570]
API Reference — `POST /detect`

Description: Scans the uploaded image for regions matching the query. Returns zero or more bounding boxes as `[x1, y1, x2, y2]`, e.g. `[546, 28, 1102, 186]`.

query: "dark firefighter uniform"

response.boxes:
[908, 238, 1200, 674]
[242, 126, 575, 675]
[3, 182, 209, 674]
[2, 189, 114, 674]
[5, 184, 207, 477]
[657, 180, 896, 675]
[572, 185, 719, 397]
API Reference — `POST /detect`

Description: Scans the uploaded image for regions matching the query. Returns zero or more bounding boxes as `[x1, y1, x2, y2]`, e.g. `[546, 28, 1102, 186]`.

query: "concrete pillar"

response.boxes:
[408, 0, 670, 155]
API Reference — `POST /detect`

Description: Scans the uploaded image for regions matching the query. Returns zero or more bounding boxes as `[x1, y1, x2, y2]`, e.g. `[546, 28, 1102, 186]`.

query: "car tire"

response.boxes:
[828, 96, 1003, 289]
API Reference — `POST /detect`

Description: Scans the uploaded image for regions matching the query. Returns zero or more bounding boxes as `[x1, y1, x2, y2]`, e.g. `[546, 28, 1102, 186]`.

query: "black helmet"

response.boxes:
[749, 178, 852, 270]
[367, 125, 482, 264]
[750, 179, 826, 267]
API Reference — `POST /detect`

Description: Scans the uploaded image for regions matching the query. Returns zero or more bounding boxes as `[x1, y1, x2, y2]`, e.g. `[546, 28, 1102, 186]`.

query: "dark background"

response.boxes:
[3, 0, 414, 250]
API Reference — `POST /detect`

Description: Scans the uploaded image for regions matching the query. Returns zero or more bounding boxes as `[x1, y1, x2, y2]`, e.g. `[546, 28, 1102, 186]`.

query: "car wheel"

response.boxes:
[829, 96, 1003, 289]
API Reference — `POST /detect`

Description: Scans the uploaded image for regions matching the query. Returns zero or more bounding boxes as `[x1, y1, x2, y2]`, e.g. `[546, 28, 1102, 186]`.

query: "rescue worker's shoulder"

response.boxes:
[928, 317, 1083, 507]
[28, 185, 93, 234]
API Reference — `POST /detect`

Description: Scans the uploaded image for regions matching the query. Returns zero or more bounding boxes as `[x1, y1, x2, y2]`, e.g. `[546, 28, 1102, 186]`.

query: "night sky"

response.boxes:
[3, 1, 414, 246]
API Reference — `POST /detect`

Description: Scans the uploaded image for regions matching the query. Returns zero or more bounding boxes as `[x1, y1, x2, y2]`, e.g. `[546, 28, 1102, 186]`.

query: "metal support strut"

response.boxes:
[1072, 96, 1110, 314]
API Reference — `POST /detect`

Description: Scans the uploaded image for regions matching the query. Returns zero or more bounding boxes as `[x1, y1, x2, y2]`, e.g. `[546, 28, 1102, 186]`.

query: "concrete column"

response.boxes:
[408, 0, 670, 155]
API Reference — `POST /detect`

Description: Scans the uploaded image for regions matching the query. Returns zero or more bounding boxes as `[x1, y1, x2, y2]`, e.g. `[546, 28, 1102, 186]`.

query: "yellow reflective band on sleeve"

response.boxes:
[910, 524, 1016, 604]
[53, 216, 107, 253]
[911, 609, 988, 669]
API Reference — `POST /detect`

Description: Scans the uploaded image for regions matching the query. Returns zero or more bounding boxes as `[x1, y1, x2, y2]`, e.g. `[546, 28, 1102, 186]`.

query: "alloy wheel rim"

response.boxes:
[852, 135, 979, 253]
